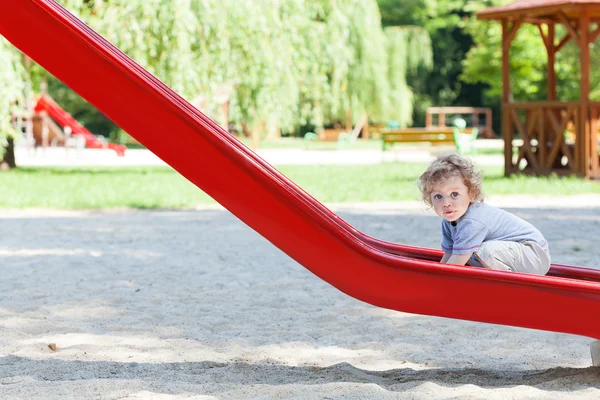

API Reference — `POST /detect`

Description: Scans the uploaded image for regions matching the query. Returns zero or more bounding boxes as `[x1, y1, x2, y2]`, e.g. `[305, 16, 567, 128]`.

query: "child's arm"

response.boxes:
[440, 252, 452, 263]
[445, 253, 473, 266]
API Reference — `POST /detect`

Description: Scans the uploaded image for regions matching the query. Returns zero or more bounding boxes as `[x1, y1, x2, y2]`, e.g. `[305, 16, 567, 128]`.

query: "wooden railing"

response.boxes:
[503, 101, 600, 178]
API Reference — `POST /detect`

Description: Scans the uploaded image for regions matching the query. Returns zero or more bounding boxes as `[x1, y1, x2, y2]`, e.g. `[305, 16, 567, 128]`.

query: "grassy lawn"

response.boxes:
[1, 164, 599, 209]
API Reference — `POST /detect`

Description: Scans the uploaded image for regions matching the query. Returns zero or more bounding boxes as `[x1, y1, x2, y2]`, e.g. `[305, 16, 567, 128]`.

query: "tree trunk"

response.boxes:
[1, 136, 16, 169]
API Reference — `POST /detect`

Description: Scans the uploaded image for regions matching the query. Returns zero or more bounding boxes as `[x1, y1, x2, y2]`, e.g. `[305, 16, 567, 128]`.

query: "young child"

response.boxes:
[418, 154, 550, 275]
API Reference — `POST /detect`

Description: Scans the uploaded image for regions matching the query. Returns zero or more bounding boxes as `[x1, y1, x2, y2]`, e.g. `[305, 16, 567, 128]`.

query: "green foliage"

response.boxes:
[460, 0, 548, 101]
[378, 0, 435, 27]
[2, 0, 431, 139]
[385, 26, 432, 127]
[90, 0, 399, 130]
[462, 0, 600, 102]
[342, 0, 389, 123]
[378, 0, 488, 128]
[0, 38, 28, 147]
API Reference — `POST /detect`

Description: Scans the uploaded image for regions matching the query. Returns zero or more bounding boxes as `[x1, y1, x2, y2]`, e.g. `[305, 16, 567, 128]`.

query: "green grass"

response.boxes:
[1, 164, 598, 209]
[1, 167, 212, 209]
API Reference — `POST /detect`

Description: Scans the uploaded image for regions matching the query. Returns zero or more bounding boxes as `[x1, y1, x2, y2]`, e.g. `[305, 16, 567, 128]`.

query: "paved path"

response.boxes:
[14, 142, 504, 167]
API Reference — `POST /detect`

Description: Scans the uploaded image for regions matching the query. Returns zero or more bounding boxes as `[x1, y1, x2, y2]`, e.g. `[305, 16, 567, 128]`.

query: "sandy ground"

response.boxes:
[1, 196, 600, 399]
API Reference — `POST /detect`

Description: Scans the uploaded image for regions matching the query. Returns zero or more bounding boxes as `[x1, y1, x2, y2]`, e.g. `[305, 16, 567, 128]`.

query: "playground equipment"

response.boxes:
[426, 107, 495, 138]
[381, 127, 457, 151]
[4, 0, 600, 363]
[452, 117, 479, 155]
[379, 113, 479, 152]
[34, 94, 126, 156]
[303, 132, 319, 149]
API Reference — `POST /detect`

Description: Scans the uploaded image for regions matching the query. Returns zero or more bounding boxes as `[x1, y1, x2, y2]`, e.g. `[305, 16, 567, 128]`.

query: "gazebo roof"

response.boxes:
[477, 0, 600, 22]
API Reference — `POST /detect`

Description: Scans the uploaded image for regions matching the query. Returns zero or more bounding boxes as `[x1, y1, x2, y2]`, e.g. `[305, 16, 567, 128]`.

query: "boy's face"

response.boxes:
[430, 175, 472, 222]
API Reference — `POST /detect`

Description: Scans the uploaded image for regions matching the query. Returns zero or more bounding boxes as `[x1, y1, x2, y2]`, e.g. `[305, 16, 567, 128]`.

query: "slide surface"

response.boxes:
[35, 94, 126, 156]
[2, 0, 600, 340]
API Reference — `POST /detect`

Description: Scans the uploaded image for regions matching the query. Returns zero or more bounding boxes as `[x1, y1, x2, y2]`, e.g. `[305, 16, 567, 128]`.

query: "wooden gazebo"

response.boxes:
[478, 0, 600, 178]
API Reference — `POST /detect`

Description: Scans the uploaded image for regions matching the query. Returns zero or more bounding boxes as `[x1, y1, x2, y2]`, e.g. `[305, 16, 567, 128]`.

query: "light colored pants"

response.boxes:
[469, 240, 551, 275]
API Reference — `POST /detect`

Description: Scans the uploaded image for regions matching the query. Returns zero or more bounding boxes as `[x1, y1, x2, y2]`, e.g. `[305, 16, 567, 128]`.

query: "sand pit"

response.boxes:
[0, 196, 599, 399]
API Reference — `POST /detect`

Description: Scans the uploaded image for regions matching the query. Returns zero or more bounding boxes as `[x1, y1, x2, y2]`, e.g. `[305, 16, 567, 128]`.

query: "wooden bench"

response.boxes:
[381, 127, 473, 151]
[318, 128, 347, 142]
[426, 107, 495, 138]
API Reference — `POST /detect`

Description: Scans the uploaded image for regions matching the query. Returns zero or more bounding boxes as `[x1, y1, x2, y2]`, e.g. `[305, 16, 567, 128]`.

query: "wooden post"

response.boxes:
[590, 104, 600, 179]
[579, 11, 591, 177]
[502, 19, 514, 175]
[539, 23, 556, 167]
[425, 110, 433, 128]
[486, 109, 493, 138]
[546, 23, 556, 171]
[547, 23, 557, 101]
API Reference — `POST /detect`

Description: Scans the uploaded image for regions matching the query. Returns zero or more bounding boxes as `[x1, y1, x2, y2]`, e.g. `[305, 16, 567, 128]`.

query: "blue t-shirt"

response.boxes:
[441, 202, 549, 255]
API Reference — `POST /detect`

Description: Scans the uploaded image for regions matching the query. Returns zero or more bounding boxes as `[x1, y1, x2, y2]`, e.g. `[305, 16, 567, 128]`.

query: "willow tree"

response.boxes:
[343, 0, 390, 124]
[191, 0, 308, 133]
[385, 26, 432, 127]
[84, 0, 421, 133]
[0, 38, 29, 168]
[91, 0, 309, 135]
[2, 0, 432, 150]
[304, 0, 432, 128]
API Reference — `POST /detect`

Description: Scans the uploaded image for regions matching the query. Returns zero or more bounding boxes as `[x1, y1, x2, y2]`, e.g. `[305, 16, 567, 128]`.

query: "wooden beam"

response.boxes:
[427, 107, 492, 113]
[478, 5, 567, 21]
[580, 11, 591, 177]
[545, 107, 571, 169]
[589, 24, 600, 44]
[485, 109, 493, 138]
[505, 17, 524, 46]
[548, 23, 557, 101]
[510, 107, 539, 169]
[502, 19, 513, 176]
[536, 23, 550, 52]
[539, 108, 546, 164]
[555, 34, 572, 52]
[524, 17, 559, 25]
[591, 106, 600, 177]
[558, 10, 581, 48]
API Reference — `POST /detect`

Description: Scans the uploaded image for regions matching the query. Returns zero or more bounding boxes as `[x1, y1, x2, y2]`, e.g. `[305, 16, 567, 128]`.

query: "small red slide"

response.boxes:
[34, 93, 126, 156]
[2, 1, 600, 343]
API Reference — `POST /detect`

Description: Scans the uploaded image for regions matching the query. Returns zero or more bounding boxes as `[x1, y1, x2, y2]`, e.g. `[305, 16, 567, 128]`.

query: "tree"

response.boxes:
[0, 38, 29, 168]
[2, 0, 430, 150]
[378, 0, 492, 128]
[385, 26, 432, 127]
[378, 0, 435, 27]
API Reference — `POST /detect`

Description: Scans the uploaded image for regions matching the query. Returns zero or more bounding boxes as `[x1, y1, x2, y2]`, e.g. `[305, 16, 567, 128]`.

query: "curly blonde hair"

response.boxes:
[418, 154, 484, 207]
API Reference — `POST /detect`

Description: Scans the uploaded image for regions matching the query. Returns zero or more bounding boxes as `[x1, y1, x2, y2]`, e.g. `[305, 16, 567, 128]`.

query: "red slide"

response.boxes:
[34, 93, 126, 156]
[2, 0, 600, 341]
